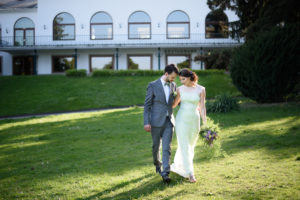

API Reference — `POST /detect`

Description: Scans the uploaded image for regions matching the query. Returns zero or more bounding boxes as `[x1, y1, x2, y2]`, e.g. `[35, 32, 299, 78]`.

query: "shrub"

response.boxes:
[230, 24, 300, 103]
[92, 69, 162, 77]
[206, 94, 239, 113]
[91, 69, 225, 77]
[65, 69, 87, 77]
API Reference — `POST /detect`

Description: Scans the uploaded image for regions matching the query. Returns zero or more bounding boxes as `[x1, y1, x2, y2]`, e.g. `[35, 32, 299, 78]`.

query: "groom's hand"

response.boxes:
[144, 124, 151, 132]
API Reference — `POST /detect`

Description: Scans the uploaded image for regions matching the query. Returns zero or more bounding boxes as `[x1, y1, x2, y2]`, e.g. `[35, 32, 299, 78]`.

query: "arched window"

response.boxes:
[53, 12, 75, 40]
[205, 11, 229, 38]
[90, 12, 113, 40]
[128, 11, 151, 39]
[14, 17, 35, 46]
[167, 10, 190, 39]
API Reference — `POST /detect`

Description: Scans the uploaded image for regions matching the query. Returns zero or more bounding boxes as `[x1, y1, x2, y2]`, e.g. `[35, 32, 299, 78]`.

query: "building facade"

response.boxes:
[0, 0, 242, 76]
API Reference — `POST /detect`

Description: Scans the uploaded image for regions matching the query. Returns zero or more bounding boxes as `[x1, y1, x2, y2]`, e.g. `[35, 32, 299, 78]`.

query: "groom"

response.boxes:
[144, 64, 179, 183]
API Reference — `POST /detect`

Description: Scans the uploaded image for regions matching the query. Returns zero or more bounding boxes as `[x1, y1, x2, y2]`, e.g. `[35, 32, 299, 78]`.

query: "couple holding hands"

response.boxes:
[144, 64, 207, 183]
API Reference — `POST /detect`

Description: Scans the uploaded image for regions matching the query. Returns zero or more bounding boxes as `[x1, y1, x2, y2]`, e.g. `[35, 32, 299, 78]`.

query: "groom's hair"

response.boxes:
[164, 64, 179, 75]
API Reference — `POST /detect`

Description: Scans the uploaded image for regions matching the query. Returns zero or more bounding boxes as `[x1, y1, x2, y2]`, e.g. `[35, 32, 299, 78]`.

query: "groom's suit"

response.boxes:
[144, 78, 176, 176]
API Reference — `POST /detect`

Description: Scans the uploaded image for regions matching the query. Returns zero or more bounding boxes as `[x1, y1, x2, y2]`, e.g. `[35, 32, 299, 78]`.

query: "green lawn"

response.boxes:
[0, 103, 299, 199]
[0, 74, 240, 117]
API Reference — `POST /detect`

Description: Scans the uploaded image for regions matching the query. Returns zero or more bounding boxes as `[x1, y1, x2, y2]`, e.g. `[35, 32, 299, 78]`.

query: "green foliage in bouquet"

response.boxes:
[199, 118, 220, 147]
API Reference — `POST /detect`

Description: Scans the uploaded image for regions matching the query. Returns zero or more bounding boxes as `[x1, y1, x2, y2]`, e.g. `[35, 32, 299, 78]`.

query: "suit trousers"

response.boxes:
[151, 116, 174, 176]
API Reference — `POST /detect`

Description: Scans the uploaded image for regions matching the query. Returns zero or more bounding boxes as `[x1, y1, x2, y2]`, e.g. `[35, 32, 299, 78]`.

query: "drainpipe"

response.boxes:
[200, 47, 203, 70]
[33, 49, 37, 75]
[115, 48, 119, 70]
[158, 47, 161, 70]
[74, 49, 78, 69]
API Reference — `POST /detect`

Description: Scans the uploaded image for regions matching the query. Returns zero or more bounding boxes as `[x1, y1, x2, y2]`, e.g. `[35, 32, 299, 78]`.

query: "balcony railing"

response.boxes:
[0, 33, 243, 49]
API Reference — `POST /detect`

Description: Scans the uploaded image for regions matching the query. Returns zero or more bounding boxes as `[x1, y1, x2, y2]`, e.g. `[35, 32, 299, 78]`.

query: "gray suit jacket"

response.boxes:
[144, 79, 176, 127]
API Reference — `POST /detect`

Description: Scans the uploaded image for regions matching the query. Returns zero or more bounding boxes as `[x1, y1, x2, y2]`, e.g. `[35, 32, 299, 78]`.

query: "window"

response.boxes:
[166, 55, 191, 69]
[128, 11, 151, 39]
[167, 11, 190, 39]
[127, 55, 152, 69]
[14, 17, 35, 46]
[52, 56, 75, 73]
[90, 12, 113, 40]
[89, 55, 114, 71]
[53, 12, 75, 40]
[205, 11, 229, 38]
[13, 56, 34, 75]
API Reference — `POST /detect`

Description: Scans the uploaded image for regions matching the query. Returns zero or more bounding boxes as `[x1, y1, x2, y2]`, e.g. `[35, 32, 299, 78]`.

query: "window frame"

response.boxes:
[90, 12, 113, 40]
[165, 54, 191, 68]
[13, 17, 35, 46]
[128, 11, 151, 40]
[53, 12, 76, 41]
[205, 11, 229, 39]
[89, 54, 115, 72]
[52, 55, 75, 73]
[127, 54, 153, 70]
[166, 10, 190, 39]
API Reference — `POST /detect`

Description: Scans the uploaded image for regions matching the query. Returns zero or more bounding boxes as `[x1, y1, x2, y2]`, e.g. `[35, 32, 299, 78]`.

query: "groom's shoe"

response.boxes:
[155, 166, 162, 174]
[162, 175, 171, 184]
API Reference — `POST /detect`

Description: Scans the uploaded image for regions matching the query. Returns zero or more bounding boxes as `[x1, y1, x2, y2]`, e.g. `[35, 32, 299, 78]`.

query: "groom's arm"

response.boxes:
[144, 83, 153, 131]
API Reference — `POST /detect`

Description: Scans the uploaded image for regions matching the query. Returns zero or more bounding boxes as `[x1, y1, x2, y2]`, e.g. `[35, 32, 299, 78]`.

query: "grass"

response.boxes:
[0, 103, 299, 199]
[0, 73, 240, 117]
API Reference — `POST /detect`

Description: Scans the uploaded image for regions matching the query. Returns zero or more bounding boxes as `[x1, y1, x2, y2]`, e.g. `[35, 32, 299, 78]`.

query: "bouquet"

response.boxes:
[204, 130, 218, 146]
[199, 119, 219, 147]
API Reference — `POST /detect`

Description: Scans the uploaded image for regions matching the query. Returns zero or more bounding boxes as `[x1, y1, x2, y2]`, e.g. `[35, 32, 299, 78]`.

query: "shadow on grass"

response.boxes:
[221, 122, 300, 159]
[76, 173, 184, 200]
[0, 108, 153, 181]
[208, 103, 300, 129]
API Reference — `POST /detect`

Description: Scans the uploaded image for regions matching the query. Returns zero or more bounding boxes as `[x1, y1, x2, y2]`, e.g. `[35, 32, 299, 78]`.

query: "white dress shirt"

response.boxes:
[160, 77, 170, 103]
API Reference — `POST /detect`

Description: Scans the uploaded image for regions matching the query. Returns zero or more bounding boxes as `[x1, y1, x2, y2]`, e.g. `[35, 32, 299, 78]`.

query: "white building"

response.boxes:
[0, 0, 242, 76]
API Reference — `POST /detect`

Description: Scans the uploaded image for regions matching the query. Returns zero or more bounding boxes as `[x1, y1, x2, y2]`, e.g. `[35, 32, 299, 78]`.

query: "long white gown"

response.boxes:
[171, 84, 204, 178]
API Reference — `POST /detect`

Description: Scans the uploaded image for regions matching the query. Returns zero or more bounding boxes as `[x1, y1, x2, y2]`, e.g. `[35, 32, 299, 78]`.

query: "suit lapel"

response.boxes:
[167, 82, 174, 104]
[155, 79, 168, 104]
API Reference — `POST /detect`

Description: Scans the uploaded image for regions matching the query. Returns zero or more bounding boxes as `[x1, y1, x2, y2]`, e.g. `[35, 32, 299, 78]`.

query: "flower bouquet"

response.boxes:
[199, 119, 219, 147]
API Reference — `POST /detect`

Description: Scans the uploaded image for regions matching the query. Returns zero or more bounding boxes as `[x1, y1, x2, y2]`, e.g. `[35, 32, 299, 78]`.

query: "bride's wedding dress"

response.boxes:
[171, 84, 204, 178]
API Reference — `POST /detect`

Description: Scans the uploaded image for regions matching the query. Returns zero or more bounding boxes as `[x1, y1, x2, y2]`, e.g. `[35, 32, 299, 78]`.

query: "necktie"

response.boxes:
[164, 82, 170, 87]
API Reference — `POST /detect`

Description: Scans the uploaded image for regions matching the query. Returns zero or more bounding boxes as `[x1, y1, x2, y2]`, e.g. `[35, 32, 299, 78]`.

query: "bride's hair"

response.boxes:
[179, 68, 198, 83]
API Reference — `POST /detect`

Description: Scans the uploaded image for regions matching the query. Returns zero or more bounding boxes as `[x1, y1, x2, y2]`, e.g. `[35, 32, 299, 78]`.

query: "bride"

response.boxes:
[170, 68, 207, 183]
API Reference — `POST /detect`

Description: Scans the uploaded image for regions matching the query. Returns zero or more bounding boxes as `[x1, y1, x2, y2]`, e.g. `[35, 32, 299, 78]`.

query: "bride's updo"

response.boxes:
[179, 68, 198, 83]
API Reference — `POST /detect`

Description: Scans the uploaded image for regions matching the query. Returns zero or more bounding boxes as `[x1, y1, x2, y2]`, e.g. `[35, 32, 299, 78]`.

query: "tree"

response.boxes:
[128, 58, 138, 69]
[103, 61, 113, 70]
[194, 49, 233, 70]
[229, 25, 299, 103]
[207, 0, 299, 40]
[177, 59, 190, 69]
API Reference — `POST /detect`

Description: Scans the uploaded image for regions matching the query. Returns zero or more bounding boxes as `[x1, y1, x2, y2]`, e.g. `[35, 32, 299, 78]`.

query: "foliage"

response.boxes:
[103, 61, 113, 70]
[206, 94, 239, 113]
[65, 69, 87, 77]
[128, 58, 139, 69]
[177, 59, 190, 69]
[194, 49, 233, 70]
[229, 25, 300, 103]
[91, 69, 163, 77]
[199, 118, 220, 146]
[207, 0, 299, 40]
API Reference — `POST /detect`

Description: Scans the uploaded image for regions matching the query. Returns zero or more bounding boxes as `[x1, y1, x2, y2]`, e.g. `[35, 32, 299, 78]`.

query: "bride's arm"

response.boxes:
[199, 88, 207, 124]
[172, 89, 181, 108]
